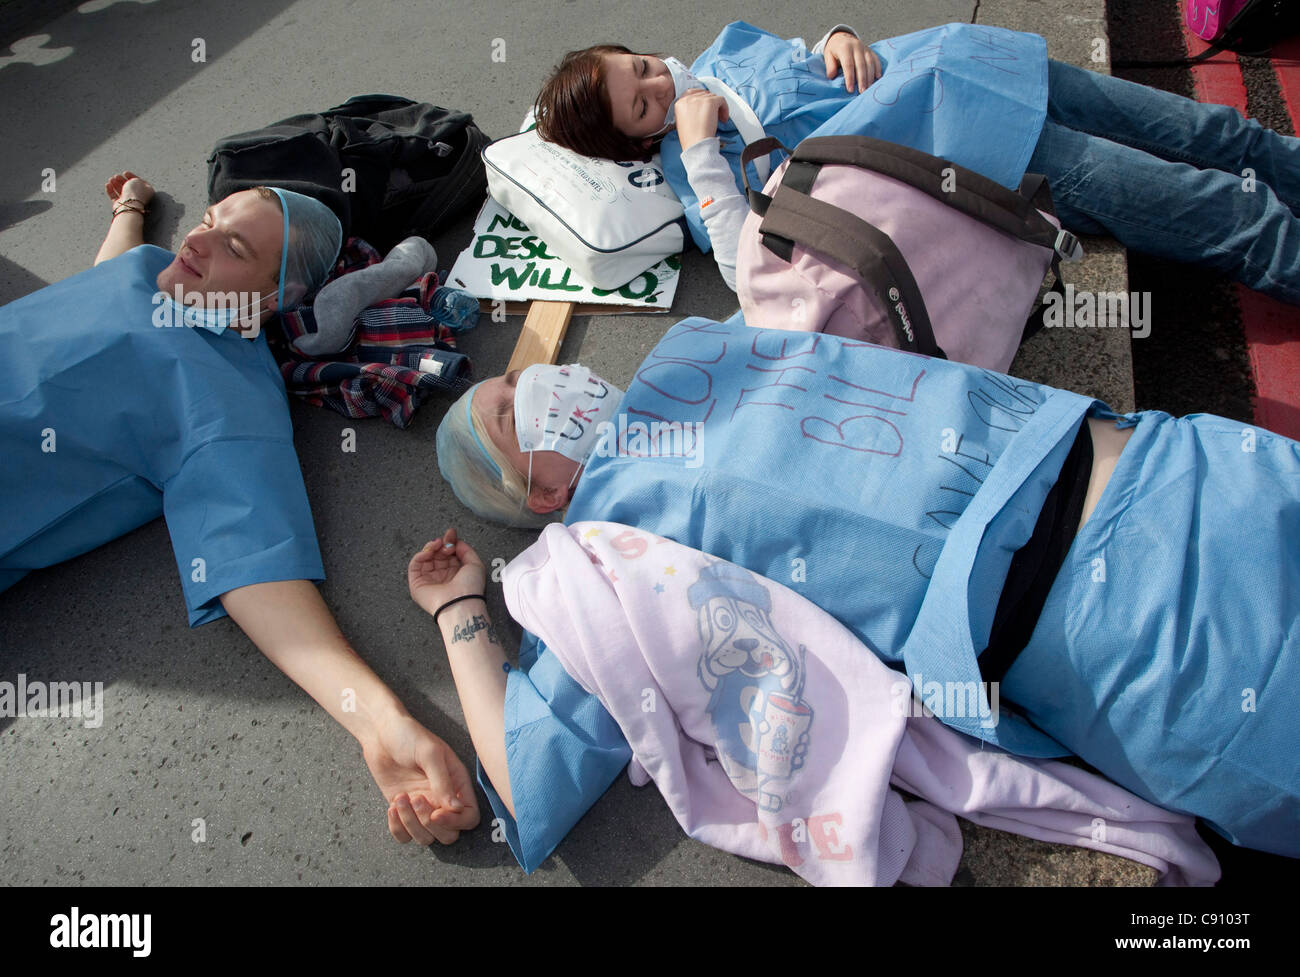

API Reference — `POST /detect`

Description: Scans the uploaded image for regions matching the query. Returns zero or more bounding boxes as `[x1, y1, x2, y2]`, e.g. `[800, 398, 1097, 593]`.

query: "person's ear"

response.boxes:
[246, 291, 275, 329]
[527, 481, 566, 515]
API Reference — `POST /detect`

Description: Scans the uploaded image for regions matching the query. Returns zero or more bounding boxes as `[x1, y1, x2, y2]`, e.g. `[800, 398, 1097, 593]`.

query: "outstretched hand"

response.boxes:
[408, 528, 488, 617]
[104, 171, 155, 210]
[365, 711, 480, 845]
[823, 31, 881, 93]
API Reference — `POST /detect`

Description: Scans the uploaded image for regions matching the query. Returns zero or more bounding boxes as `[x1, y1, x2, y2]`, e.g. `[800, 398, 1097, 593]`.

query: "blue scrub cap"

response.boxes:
[436, 383, 555, 529]
[265, 187, 343, 311]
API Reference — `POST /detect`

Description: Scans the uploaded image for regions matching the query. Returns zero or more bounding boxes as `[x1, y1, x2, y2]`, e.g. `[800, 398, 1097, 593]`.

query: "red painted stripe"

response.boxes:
[1237, 287, 1300, 437]
[1179, 21, 1249, 111]
[1180, 19, 1300, 439]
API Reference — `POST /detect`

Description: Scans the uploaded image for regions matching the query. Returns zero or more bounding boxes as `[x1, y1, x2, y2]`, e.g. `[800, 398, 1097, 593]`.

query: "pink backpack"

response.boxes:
[1186, 1, 1253, 42]
[735, 136, 1081, 373]
[1184, 1, 1300, 52]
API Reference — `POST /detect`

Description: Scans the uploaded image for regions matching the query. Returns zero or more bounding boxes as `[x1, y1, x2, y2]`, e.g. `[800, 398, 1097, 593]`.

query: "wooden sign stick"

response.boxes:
[505, 299, 575, 372]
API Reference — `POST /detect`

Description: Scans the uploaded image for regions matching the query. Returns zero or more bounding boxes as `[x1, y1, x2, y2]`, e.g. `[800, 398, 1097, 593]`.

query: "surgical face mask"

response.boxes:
[154, 287, 272, 335]
[652, 56, 702, 136]
[514, 363, 622, 470]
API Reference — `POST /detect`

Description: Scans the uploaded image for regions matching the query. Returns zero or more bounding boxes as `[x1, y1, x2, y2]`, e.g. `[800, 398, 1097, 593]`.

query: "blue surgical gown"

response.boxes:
[483, 313, 1300, 865]
[476, 631, 632, 873]
[0, 245, 324, 626]
[480, 312, 1099, 871]
[661, 21, 1050, 253]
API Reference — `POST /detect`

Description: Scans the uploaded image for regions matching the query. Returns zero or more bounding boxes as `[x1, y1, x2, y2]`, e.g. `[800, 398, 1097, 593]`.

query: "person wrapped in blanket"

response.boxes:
[0, 173, 479, 847]
[424, 314, 1299, 879]
[532, 21, 1300, 304]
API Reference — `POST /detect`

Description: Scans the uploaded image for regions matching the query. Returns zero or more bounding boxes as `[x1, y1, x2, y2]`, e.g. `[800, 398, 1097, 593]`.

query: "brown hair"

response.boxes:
[534, 44, 658, 162]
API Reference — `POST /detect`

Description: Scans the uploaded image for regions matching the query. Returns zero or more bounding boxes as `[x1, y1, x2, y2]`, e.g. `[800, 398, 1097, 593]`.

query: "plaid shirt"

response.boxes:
[271, 238, 474, 429]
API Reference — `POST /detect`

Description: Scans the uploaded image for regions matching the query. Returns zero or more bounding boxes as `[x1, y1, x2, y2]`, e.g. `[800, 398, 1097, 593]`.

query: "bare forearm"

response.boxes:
[435, 599, 514, 816]
[94, 211, 145, 265]
[219, 579, 408, 746]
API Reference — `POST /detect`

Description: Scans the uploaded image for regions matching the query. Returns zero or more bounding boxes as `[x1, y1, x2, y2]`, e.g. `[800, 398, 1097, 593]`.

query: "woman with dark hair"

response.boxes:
[533, 21, 1300, 302]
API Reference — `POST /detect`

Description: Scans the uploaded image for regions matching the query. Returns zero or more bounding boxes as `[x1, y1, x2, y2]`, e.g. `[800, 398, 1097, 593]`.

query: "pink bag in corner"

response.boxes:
[735, 136, 1082, 374]
[1185, 1, 1251, 42]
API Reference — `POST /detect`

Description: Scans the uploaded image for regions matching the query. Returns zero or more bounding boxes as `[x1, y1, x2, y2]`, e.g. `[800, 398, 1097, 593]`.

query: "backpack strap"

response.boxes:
[740, 136, 791, 214]
[745, 135, 1080, 358]
[791, 136, 1073, 254]
[759, 179, 947, 360]
[1016, 171, 1073, 346]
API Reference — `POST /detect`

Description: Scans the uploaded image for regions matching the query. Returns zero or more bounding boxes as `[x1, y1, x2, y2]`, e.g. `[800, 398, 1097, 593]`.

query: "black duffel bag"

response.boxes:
[207, 94, 490, 251]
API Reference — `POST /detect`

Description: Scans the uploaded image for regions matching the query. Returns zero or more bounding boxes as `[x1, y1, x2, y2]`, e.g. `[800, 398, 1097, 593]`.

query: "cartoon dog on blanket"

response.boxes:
[689, 562, 814, 813]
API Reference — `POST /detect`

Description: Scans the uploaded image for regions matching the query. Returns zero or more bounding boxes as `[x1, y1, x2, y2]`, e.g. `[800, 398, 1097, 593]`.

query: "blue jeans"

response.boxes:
[1027, 60, 1300, 305]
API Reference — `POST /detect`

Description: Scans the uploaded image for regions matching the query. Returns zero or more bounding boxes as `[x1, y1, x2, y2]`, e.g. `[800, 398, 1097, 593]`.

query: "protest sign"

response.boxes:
[448, 199, 681, 309]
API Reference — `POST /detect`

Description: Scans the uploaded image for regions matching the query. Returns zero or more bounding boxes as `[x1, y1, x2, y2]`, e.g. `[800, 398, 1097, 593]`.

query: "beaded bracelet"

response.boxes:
[112, 198, 149, 219]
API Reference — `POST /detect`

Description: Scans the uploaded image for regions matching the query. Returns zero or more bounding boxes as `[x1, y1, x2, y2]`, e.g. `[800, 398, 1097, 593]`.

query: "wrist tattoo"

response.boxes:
[450, 614, 501, 646]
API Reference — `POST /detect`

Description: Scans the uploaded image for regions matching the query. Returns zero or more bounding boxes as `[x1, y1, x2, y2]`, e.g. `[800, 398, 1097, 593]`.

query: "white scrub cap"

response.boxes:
[436, 383, 555, 529]
[265, 186, 344, 310]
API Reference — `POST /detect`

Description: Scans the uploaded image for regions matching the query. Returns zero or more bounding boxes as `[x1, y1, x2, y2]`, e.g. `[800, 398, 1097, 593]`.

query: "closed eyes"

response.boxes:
[639, 58, 649, 119]
[201, 211, 245, 259]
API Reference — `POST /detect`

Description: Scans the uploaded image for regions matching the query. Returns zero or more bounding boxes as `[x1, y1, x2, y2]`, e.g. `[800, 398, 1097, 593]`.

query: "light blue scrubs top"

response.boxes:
[476, 631, 632, 872]
[478, 313, 1099, 872]
[0, 245, 324, 626]
[660, 21, 1050, 253]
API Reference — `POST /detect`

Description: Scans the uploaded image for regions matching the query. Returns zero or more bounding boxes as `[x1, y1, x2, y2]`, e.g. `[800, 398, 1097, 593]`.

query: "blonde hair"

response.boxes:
[435, 383, 554, 529]
[469, 395, 533, 510]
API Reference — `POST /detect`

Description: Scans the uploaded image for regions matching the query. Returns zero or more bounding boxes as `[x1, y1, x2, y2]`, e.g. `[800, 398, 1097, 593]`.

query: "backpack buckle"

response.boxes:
[1055, 229, 1084, 262]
